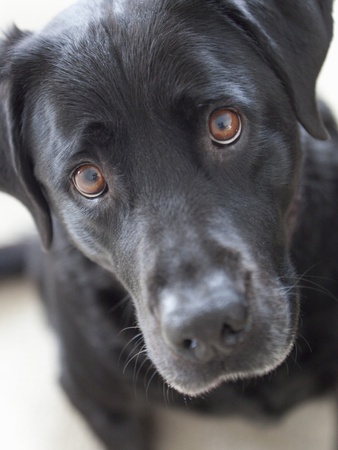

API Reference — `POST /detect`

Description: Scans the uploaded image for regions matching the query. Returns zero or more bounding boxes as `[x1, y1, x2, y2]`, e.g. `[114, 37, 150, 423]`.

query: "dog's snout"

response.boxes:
[160, 291, 249, 363]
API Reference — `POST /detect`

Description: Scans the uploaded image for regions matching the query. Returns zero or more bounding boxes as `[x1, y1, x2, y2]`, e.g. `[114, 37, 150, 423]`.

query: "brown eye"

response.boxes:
[72, 164, 107, 198]
[209, 108, 242, 144]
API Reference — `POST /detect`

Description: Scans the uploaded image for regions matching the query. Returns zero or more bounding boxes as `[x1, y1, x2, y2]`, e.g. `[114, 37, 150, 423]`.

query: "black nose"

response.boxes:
[160, 293, 249, 363]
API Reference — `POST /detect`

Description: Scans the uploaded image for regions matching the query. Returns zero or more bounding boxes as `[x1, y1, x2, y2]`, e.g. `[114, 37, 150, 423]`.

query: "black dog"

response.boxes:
[1, 0, 337, 448]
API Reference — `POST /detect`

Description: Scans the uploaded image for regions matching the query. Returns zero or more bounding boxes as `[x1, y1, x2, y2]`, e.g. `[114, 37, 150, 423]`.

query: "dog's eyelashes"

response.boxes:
[209, 108, 242, 145]
[72, 164, 107, 198]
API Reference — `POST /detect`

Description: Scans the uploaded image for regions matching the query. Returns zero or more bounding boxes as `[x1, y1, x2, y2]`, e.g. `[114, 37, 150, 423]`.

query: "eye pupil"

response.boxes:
[73, 164, 107, 198]
[209, 108, 241, 144]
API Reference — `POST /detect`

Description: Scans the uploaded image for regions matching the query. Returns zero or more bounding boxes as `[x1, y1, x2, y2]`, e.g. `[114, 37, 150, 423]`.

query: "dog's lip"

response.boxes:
[145, 342, 251, 395]
[156, 339, 296, 397]
[157, 356, 249, 396]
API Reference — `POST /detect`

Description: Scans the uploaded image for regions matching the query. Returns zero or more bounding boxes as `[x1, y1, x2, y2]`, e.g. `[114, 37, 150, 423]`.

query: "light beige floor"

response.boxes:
[0, 2, 337, 449]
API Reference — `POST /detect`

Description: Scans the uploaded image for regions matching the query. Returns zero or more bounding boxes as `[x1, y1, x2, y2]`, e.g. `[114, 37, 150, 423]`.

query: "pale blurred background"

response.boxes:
[0, 2, 337, 449]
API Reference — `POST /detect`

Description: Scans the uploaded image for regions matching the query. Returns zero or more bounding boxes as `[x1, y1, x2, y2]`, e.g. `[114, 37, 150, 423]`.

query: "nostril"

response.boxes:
[182, 338, 195, 350]
[181, 338, 216, 362]
[222, 323, 240, 336]
[221, 322, 245, 346]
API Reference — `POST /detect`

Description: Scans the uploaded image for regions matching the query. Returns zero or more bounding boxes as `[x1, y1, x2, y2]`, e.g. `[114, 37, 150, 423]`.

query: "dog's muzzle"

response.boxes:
[135, 234, 298, 396]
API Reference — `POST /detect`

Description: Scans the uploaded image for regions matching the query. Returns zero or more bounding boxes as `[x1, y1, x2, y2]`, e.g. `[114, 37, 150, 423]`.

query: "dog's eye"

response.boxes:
[72, 164, 107, 198]
[209, 109, 241, 144]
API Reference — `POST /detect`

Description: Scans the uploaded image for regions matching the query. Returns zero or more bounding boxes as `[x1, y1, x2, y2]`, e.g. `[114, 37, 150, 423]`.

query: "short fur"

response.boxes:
[0, 1, 337, 448]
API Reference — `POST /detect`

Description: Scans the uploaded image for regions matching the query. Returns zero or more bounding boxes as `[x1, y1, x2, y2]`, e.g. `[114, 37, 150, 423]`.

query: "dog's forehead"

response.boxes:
[39, 0, 262, 128]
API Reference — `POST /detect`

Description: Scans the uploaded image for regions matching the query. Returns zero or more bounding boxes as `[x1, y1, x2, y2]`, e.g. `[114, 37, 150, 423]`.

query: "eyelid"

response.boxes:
[69, 160, 92, 180]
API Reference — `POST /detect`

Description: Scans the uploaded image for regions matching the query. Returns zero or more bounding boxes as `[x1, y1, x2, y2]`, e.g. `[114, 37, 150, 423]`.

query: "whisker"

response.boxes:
[134, 352, 151, 389]
[133, 344, 147, 383]
[163, 382, 168, 408]
[123, 344, 146, 374]
[118, 325, 139, 336]
[144, 364, 153, 381]
[296, 333, 313, 353]
[166, 384, 173, 406]
[297, 274, 335, 282]
[279, 271, 338, 303]
[279, 264, 322, 286]
[108, 293, 132, 313]
[146, 370, 158, 402]
[118, 332, 143, 366]
[297, 283, 338, 303]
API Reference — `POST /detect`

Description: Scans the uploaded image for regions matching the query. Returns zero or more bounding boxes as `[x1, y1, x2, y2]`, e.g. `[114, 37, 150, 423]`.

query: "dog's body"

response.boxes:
[0, 0, 337, 448]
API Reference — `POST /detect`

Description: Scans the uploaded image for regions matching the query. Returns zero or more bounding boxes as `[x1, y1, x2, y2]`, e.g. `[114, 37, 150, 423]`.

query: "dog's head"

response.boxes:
[0, 0, 333, 395]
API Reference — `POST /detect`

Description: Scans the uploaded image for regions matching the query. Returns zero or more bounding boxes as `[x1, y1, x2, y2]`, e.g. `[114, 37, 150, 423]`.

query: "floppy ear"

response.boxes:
[0, 27, 52, 249]
[220, 0, 334, 139]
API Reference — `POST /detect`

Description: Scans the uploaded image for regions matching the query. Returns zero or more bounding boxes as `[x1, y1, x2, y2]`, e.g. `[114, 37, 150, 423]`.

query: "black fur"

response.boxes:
[0, 1, 337, 448]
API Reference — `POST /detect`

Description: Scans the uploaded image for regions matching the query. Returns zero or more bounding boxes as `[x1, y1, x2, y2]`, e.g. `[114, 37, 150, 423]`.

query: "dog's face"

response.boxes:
[0, 0, 333, 395]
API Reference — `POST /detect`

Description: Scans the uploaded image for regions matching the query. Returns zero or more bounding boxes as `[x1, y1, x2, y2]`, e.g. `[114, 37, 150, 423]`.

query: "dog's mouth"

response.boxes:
[136, 270, 298, 396]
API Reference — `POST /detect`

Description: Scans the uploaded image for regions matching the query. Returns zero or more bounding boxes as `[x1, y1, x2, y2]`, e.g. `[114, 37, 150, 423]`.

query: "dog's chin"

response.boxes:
[167, 373, 248, 397]
[165, 358, 291, 397]
[145, 333, 296, 397]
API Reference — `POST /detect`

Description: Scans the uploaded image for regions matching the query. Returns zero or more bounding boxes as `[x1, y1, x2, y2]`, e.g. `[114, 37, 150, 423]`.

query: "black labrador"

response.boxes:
[1, 0, 338, 448]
